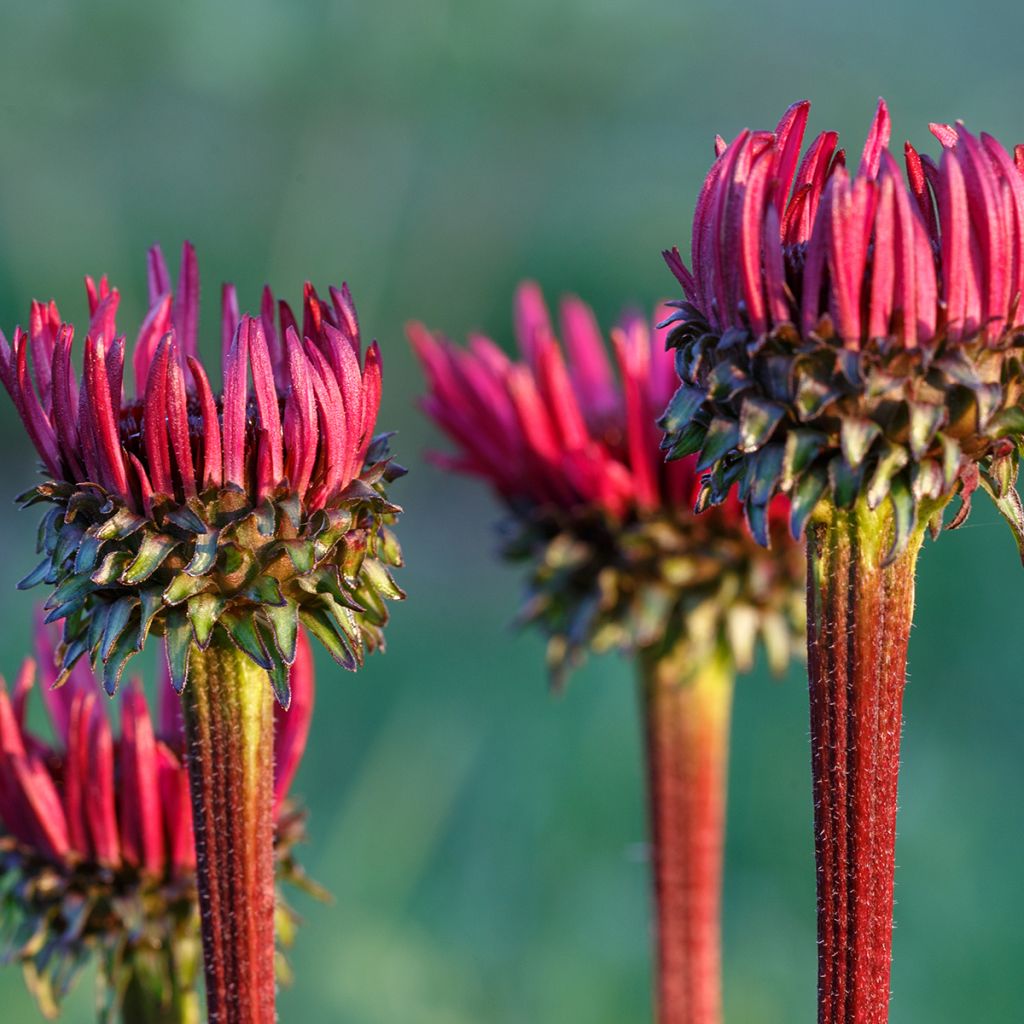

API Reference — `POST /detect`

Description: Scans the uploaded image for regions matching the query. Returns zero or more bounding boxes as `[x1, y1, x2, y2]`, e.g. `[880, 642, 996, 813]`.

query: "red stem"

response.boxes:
[641, 647, 733, 1024]
[806, 503, 922, 1024]
[183, 642, 276, 1024]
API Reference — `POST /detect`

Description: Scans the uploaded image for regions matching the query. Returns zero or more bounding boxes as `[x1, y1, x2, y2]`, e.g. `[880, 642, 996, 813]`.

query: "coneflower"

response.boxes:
[0, 617, 320, 1024]
[410, 291, 804, 1024]
[660, 99, 1024, 1023]
[0, 244, 404, 1023]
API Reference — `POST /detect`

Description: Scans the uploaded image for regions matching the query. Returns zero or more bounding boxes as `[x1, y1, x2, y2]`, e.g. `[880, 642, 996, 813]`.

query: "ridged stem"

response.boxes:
[182, 641, 275, 1024]
[806, 498, 923, 1024]
[639, 643, 734, 1024]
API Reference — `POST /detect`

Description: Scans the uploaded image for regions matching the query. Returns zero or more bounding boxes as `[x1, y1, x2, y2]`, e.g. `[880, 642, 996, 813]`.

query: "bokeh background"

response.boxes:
[1, 2, 1023, 1021]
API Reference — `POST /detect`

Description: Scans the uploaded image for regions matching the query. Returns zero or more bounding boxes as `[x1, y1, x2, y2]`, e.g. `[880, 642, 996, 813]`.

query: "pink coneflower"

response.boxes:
[0, 617, 317, 1023]
[660, 100, 1024, 1023]
[411, 289, 804, 1024]
[0, 243, 404, 1024]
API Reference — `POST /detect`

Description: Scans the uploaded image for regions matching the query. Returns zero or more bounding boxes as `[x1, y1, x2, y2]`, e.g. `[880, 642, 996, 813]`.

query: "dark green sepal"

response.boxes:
[360, 558, 406, 601]
[163, 608, 193, 693]
[18, 559, 51, 591]
[137, 588, 164, 648]
[256, 619, 291, 709]
[264, 598, 299, 665]
[828, 455, 865, 509]
[184, 529, 219, 577]
[92, 551, 132, 587]
[980, 468, 1024, 566]
[657, 385, 705, 435]
[94, 507, 146, 542]
[102, 626, 139, 697]
[52, 520, 86, 572]
[121, 533, 178, 585]
[163, 573, 209, 606]
[866, 441, 909, 510]
[219, 610, 273, 671]
[73, 534, 104, 576]
[840, 418, 881, 468]
[782, 428, 828, 488]
[100, 596, 138, 662]
[907, 402, 946, 460]
[789, 464, 829, 540]
[187, 592, 229, 650]
[244, 575, 286, 607]
[739, 397, 786, 453]
[696, 418, 740, 473]
[883, 475, 917, 566]
[300, 604, 357, 670]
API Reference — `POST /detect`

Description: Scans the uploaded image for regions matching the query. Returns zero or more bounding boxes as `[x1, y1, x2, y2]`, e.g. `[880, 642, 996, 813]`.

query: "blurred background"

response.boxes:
[1, 1, 1023, 1021]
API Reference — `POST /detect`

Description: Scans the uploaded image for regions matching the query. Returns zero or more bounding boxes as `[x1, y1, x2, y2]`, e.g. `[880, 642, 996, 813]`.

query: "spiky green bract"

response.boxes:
[502, 501, 805, 686]
[19, 437, 405, 702]
[660, 308, 1024, 560]
[0, 802, 319, 1023]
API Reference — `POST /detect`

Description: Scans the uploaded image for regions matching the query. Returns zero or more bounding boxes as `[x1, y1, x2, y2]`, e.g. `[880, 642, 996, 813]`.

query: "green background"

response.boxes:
[1, 1, 1023, 1021]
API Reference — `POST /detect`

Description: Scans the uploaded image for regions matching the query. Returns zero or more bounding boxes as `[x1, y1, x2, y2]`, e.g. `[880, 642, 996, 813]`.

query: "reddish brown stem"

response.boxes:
[183, 642, 276, 1024]
[806, 502, 922, 1024]
[640, 647, 733, 1024]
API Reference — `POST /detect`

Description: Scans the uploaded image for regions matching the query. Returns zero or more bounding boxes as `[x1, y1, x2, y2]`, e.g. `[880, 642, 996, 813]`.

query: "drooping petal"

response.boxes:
[274, 629, 315, 810]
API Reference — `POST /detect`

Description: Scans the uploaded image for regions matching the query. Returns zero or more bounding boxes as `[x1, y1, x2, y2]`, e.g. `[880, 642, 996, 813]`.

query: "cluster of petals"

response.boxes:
[665, 98, 1024, 347]
[0, 243, 383, 514]
[0, 619, 313, 876]
[409, 285, 704, 520]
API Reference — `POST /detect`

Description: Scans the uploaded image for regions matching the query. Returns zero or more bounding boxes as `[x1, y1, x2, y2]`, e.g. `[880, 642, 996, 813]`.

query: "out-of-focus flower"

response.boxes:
[660, 98, 1024, 556]
[410, 285, 803, 680]
[0, 243, 405, 703]
[0, 618, 319, 1021]
[412, 288, 806, 1024]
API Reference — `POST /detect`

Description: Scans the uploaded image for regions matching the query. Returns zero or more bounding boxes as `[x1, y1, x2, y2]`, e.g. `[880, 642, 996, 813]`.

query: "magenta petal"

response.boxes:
[273, 629, 315, 810]
[611, 322, 658, 510]
[86, 699, 120, 868]
[514, 281, 554, 367]
[84, 336, 130, 500]
[857, 97, 891, 179]
[284, 327, 317, 497]
[222, 319, 251, 490]
[560, 295, 619, 423]
[773, 99, 811, 211]
[166, 339, 197, 497]
[187, 356, 223, 490]
[147, 244, 172, 305]
[142, 336, 175, 497]
[132, 293, 173, 399]
[120, 685, 165, 877]
[247, 317, 284, 496]
[172, 241, 200, 361]
[222, 283, 241, 362]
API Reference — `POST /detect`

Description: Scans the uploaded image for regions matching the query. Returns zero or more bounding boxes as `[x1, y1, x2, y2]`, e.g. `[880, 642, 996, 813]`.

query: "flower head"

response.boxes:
[410, 286, 803, 680]
[0, 615, 318, 1017]
[1, 244, 405, 702]
[661, 100, 1024, 556]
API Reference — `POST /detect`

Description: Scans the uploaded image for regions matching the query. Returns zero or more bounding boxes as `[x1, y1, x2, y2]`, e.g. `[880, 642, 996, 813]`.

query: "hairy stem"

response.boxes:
[640, 644, 734, 1024]
[806, 499, 923, 1024]
[183, 642, 275, 1024]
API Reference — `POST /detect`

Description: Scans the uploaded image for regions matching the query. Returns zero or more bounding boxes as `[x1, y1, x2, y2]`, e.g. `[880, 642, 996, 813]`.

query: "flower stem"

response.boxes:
[182, 641, 276, 1024]
[120, 942, 202, 1024]
[805, 498, 924, 1024]
[639, 643, 734, 1024]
